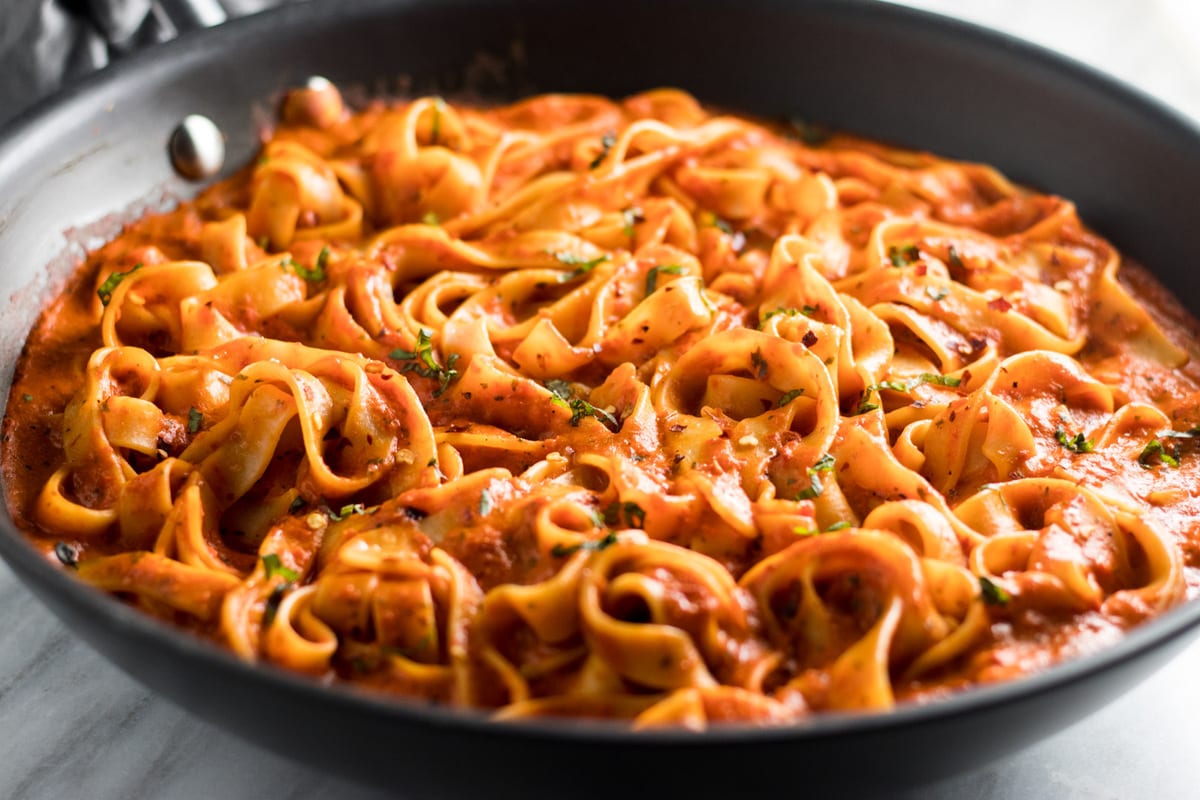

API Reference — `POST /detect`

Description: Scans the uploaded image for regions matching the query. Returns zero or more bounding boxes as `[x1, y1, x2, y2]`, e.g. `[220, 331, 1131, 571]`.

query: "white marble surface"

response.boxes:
[4, 2, 1200, 798]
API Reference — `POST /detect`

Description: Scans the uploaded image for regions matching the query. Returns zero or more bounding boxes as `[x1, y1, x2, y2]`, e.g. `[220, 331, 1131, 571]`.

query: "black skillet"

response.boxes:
[2, 1, 1200, 797]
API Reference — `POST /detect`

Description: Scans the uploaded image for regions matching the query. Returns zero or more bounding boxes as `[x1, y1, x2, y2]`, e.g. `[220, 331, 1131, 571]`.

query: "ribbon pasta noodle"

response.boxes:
[5, 84, 1200, 728]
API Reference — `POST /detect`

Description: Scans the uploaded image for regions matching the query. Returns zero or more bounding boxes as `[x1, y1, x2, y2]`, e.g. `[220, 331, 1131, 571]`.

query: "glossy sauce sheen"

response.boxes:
[5, 85, 1200, 727]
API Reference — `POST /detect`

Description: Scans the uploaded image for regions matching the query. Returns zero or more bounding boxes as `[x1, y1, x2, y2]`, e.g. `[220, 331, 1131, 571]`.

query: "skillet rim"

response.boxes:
[0, 0, 1199, 750]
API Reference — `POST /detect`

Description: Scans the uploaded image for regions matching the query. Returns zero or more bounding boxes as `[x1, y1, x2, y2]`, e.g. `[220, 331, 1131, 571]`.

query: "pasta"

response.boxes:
[4, 82, 1200, 729]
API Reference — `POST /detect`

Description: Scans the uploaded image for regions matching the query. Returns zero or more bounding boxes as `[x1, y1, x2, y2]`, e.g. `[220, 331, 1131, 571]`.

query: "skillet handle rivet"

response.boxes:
[169, 114, 226, 181]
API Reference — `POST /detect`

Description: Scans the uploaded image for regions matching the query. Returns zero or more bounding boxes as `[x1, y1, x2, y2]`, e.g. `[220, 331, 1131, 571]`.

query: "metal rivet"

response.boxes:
[169, 114, 226, 181]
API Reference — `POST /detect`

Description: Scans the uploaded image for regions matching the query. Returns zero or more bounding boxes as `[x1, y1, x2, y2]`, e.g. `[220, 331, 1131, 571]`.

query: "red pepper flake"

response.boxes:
[801, 330, 818, 348]
[914, 264, 928, 277]
[988, 297, 1012, 312]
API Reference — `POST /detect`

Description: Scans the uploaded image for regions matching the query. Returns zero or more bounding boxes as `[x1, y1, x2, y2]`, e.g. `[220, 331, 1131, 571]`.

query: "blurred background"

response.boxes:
[1, 0, 1199, 126]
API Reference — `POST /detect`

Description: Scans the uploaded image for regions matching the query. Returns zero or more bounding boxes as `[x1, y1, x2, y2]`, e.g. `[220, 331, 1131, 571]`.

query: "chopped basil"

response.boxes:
[21, 393, 32, 403]
[97, 263, 143, 306]
[545, 380, 619, 430]
[479, 488, 493, 516]
[327, 503, 368, 521]
[1138, 439, 1180, 469]
[262, 553, 298, 582]
[926, 286, 949, 302]
[887, 245, 920, 267]
[589, 130, 617, 169]
[947, 245, 965, 271]
[288, 496, 306, 514]
[858, 372, 961, 413]
[979, 576, 1011, 606]
[751, 349, 769, 379]
[552, 250, 609, 282]
[551, 530, 619, 557]
[545, 378, 573, 400]
[389, 328, 460, 396]
[778, 388, 804, 407]
[54, 541, 78, 568]
[186, 407, 203, 434]
[263, 583, 289, 626]
[825, 521, 852, 532]
[291, 247, 330, 282]
[1055, 427, 1094, 454]
[795, 455, 834, 500]
[644, 264, 685, 295]
[604, 501, 646, 530]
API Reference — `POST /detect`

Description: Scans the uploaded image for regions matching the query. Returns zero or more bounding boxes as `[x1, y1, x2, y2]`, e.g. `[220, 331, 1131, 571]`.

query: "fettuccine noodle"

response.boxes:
[5, 83, 1200, 728]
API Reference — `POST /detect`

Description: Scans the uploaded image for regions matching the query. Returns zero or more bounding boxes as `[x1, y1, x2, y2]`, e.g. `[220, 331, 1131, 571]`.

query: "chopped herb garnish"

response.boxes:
[1159, 426, 1200, 439]
[551, 530, 619, 557]
[21, 393, 32, 403]
[793, 525, 818, 536]
[479, 488, 493, 516]
[888, 245, 920, 267]
[288, 496, 306, 514]
[1055, 427, 1094, 454]
[1138, 439, 1180, 469]
[263, 583, 289, 626]
[589, 130, 617, 169]
[327, 503, 368, 521]
[645, 264, 685, 295]
[552, 250, 609, 282]
[858, 372, 961, 413]
[603, 501, 646, 530]
[421, 211, 441, 226]
[926, 286, 949, 302]
[916, 372, 961, 388]
[622, 206, 643, 237]
[295, 247, 330, 282]
[795, 455, 834, 500]
[751, 349, 769, 379]
[54, 541, 78, 568]
[545, 378, 573, 400]
[825, 521, 852, 532]
[947, 245, 965, 271]
[778, 388, 804, 406]
[567, 398, 618, 429]
[389, 328, 460, 396]
[262, 553, 298, 582]
[980, 576, 1011, 606]
[545, 379, 619, 430]
[186, 407, 203, 434]
[97, 263, 143, 306]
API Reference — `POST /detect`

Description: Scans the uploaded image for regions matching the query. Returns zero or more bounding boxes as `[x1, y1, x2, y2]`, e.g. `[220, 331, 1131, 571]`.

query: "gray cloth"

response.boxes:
[0, 0, 293, 127]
